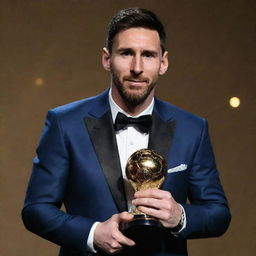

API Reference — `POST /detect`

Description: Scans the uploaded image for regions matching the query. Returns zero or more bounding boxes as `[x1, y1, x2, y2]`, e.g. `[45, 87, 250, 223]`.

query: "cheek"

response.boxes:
[111, 60, 130, 76]
[144, 60, 161, 73]
[145, 65, 161, 80]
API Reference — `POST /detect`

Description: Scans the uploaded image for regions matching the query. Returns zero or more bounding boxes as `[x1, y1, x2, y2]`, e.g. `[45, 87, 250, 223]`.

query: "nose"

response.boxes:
[130, 55, 143, 75]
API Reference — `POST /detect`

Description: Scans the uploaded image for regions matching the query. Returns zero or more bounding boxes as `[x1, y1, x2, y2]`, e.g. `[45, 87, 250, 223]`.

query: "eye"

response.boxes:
[121, 50, 133, 56]
[143, 51, 155, 58]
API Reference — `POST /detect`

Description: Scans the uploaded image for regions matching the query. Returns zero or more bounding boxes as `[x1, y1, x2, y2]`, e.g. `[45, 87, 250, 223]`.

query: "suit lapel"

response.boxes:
[148, 105, 176, 161]
[84, 110, 127, 212]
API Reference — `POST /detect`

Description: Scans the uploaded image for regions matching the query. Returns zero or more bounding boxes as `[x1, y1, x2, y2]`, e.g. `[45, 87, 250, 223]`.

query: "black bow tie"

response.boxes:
[114, 112, 152, 133]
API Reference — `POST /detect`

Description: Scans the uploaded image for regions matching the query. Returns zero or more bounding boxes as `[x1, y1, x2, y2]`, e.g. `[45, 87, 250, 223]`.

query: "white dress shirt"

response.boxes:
[109, 90, 154, 212]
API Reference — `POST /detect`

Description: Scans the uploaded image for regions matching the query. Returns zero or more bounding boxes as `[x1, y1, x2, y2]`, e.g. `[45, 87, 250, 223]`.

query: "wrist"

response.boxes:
[170, 207, 185, 233]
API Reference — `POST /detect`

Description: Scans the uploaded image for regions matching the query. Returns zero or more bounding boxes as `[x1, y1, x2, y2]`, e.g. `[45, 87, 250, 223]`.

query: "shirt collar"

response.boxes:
[108, 87, 154, 123]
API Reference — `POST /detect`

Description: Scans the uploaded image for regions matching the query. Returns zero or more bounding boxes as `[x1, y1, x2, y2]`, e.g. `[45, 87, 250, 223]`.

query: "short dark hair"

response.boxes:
[106, 8, 166, 54]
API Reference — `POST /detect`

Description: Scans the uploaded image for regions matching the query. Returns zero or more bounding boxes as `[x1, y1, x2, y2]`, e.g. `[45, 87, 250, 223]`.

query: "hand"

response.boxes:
[132, 188, 182, 228]
[94, 212, 135, 254]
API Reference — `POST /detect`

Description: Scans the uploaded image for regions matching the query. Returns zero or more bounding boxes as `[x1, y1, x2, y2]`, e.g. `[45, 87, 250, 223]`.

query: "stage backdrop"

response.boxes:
[1, 0, 255, 255]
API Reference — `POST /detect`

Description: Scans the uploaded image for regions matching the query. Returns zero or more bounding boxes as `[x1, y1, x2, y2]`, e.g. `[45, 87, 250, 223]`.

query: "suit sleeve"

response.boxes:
[179, 119, 231, 239]
[22, 110, 95, 252]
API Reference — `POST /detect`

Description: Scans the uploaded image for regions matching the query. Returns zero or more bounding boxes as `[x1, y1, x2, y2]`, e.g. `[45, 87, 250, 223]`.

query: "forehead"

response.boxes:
[112, 28, 161, 51]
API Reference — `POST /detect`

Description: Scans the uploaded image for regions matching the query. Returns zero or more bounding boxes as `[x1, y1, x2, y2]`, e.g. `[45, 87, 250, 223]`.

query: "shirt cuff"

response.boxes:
[171, 204, 187, 235]
[87, 221, 100, 253]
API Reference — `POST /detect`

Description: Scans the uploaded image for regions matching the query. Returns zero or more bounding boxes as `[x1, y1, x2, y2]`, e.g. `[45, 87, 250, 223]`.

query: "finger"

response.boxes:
[114, 230, 135, 247]
[112, 213, 135, 247]
[132, 197, 167, 209]
[111, 248, 123, 255]
[135, 188, 172, 199]
[108, 244, 123, 255]
[136, 205, 168, 220]
[116, 211, 134, 222]
[109, 240, 122, 249]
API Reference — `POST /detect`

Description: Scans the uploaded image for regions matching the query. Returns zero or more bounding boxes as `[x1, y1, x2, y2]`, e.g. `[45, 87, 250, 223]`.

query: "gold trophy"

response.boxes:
[121, 148, 167, 244]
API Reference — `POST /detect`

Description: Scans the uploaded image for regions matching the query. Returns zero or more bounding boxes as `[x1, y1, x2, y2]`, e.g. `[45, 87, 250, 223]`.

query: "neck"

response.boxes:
[111, 87, 154, 116]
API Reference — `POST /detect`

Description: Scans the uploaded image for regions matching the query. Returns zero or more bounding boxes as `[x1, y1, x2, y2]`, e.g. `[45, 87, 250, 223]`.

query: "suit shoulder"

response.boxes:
[50, 96, 95, 115]
[47, 90, 109, 119]
[155, 99, 208, 143]
[155, 98, 205, 124]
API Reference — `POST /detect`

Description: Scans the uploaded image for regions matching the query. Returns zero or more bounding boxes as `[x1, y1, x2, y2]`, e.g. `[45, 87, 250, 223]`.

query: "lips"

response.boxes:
[126, 80, 147, 88]
[127, 79, 146, 83]
[125, 79, 148, 84]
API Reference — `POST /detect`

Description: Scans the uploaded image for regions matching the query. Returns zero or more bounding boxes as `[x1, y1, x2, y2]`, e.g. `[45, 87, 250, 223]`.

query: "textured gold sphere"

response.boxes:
[126, 149, 167, 184]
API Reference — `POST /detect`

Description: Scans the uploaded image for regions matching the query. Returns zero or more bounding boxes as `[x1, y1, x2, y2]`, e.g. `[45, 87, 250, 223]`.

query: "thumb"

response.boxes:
[117, 211, 134, 223]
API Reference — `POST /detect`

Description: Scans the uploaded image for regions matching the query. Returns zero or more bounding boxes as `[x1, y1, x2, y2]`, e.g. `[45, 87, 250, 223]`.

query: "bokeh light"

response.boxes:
[35, 78, 44, 87]
[229, 97, 240, 108]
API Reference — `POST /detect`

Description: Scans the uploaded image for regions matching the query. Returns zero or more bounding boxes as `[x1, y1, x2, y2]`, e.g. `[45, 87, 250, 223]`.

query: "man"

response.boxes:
[22, 8, 231, 256]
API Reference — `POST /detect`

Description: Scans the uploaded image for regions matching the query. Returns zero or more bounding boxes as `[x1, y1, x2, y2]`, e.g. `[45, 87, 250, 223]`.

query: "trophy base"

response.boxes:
[121, 214, 164, 246]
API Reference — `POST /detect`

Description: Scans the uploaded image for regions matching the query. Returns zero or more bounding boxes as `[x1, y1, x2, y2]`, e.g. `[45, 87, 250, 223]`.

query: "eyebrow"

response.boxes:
[116, 48, 159, 56]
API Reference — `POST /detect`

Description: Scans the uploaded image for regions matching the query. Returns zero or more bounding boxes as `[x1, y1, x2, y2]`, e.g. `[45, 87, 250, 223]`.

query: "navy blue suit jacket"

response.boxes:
[22, 89, 231, 255]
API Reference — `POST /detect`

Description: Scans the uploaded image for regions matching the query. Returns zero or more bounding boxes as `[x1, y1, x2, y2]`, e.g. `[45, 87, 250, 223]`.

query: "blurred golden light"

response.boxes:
[229, 97, 240, 108]
[35, 78, 44, 87]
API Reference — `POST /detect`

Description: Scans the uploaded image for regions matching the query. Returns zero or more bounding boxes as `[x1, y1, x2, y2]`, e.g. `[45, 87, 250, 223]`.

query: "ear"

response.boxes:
[159, 51, 168, 75]
[102, 47, 111, 71]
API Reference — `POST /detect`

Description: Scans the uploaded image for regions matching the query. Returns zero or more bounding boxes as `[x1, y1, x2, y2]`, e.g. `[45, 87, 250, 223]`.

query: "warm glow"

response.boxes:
[35, 78, 44, 87]
[229, 97, 240, 108]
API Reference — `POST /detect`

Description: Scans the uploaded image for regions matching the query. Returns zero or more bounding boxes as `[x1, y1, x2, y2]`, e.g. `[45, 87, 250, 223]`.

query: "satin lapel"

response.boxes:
[84, 111, 127, 212]
[148, 111, 176, 161]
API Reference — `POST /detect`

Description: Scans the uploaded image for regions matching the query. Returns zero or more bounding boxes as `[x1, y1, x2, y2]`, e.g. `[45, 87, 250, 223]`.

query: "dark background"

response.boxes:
[1, 0, 255, 255]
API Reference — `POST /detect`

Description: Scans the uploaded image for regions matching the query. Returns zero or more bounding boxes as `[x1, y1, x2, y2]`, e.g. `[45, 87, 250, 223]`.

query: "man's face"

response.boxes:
[103, 28, 168, 107]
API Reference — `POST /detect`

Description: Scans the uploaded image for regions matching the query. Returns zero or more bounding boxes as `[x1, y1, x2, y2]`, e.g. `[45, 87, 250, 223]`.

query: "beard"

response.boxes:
[112, 72, 157, 108]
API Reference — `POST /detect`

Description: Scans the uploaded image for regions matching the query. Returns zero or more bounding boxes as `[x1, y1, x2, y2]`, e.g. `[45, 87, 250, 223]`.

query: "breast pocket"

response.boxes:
[162, 164, 189, 202]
